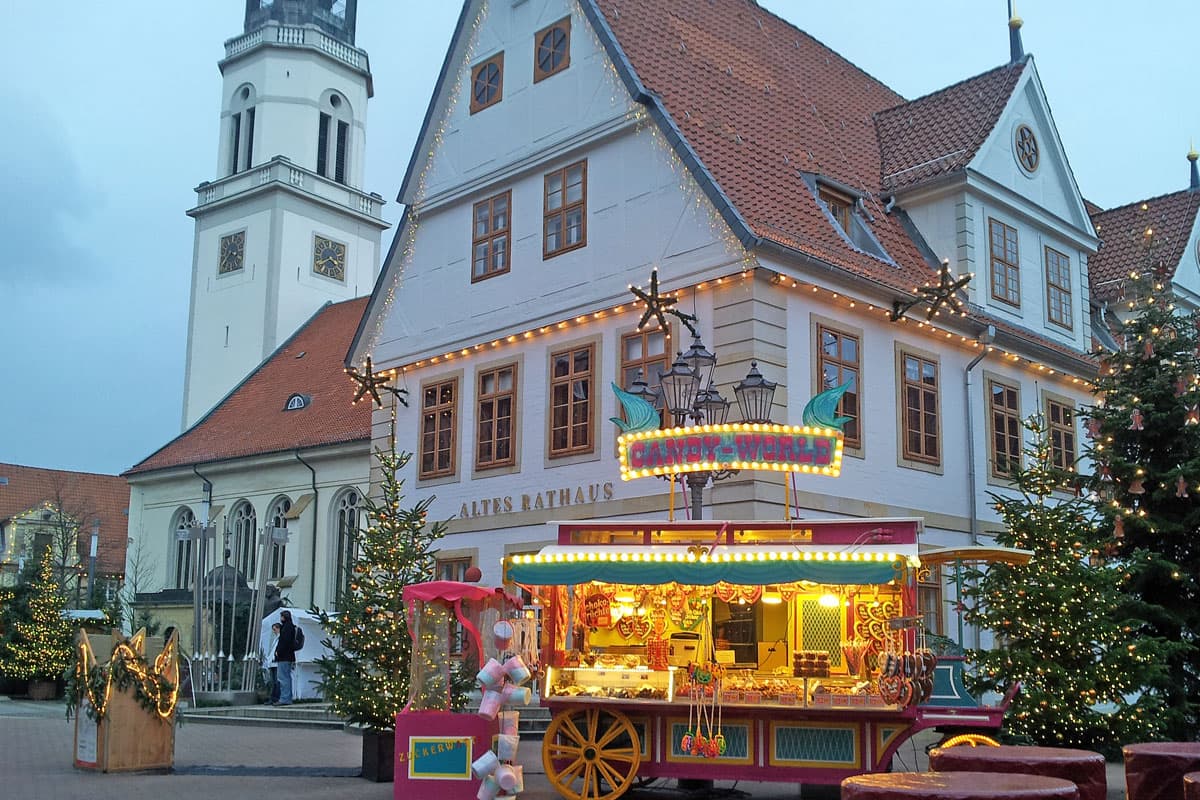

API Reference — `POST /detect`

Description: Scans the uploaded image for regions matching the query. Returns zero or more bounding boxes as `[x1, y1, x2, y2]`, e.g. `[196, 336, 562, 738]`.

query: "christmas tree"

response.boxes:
[962, 415, 1172, 754]
[1085, 251, 1200, 739]
[0, 550, 75, 682]
[314, 449, 448, 731]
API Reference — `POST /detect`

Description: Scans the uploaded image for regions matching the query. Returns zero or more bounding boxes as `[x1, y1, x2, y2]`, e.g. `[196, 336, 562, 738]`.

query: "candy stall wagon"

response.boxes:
[502, 518, 1020, 800]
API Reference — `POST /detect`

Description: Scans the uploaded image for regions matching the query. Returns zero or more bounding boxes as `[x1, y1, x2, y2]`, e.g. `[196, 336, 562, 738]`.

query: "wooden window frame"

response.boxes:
[819, 187, 853, 232]
[987, 377, 1021, 479]
[619, 326, 671, 430]
[1046, 396, 1077, 471]
[899, 350, 941, 465]
[470, 53, 504, 114]
[549, 343, 595, 458]
[476, 363, 517, 470]
[534, 18, 571, 83]
[988, 218, 1021, 307]
[419, 377, 459, 480]
[816, 323, 862, 449]
[543, 160, 587, 259]
[917, 564, 943, 636]
[437, 557, 474, 656]
[1044, 246, 1073, 330]
[471, 190, 512, 282]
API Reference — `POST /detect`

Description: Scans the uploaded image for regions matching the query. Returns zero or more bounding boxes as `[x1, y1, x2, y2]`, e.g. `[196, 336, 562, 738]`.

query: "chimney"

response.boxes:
[1008, 1, 1025, 63]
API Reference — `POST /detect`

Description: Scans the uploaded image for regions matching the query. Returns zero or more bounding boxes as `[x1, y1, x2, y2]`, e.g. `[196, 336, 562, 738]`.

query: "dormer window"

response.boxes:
[285, 394, 310, 411]
[819, 188, 853, 232]
[802, 174, 891, 263]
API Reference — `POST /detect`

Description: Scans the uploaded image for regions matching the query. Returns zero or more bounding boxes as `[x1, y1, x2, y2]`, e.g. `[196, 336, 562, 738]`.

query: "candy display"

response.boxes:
[472, 622, 526, 800]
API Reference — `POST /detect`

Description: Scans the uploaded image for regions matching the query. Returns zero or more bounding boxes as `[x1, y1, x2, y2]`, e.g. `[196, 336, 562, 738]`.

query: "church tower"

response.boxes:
[181, 0, 388, 429]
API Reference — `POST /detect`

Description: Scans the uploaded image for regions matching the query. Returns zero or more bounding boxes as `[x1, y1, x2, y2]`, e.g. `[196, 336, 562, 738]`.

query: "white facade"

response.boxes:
[181, 18, 388, 429]
[357, 0, 1100, 651]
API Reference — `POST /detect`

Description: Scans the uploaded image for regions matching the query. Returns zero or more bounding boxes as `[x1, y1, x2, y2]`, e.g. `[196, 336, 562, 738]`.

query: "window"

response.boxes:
[230, 501, 257, 580]
[172, 508, 196, 590]
[543, 161, 586, 258]
[244, 107, 255, 170]
[420, 378, 458, 479]
[988, 379, 1021, 478]
[988, 218, 1020, 306]
[534, 18, 571, 82]
[228, 85, 256, 175]
[620, 326, 669, 425]
[317, 94, 350, 183]
[267, 497, 291, 581]
[900, 351, 940, 464]
[1045, 247, 1073, 329]
[230, 112, 242, 175]
[817, 325, 861, 448]
[917, 565, 943, 636]
[470, 53, 504, 114]
[819, 188, 852, 232]
[334, 489, 360, 607]
[437, 557, 473, 656]
[549, 344, 594, 457]
[472, 191, 511, 281]
[1046, 398, 1077, 471]
[477, 365, 517, 470]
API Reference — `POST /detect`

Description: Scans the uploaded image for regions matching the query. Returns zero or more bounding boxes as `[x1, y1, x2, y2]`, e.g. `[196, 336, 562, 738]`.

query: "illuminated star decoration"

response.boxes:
[630, 267, 699, 337]
[347, 356, 409, 408]
[890, 258, 973, 322]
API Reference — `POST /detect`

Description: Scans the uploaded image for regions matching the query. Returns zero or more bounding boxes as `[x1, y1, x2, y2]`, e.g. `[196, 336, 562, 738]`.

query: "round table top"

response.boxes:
[841, 770, 1079, 799]
[1125, 742, 1200, 757]
[932, 745, 1105, 765]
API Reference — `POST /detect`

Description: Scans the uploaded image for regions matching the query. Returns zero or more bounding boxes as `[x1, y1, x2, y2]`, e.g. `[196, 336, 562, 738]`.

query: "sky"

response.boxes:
[1, 1, 1196, 476]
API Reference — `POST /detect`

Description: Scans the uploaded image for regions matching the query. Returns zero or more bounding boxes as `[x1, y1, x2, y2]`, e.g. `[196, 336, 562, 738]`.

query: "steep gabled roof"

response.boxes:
[876, 59, 1027, 192]
[592, 0, 1010, 296]
[127, 298, 371, 476]
[0, 464, 129, 576]
[1089, 190, 1200, 301]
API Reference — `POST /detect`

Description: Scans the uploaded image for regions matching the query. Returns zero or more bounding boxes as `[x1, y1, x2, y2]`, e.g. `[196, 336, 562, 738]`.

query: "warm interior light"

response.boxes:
[818, 592, 839, 608]
[761, 586, 783, 605]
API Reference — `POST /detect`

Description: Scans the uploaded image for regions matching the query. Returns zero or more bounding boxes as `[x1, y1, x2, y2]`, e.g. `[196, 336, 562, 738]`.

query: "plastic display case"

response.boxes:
[547, 666, 677, 702]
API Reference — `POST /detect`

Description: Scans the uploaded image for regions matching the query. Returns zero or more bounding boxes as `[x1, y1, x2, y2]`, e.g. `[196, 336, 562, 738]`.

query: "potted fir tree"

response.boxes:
[0, 551, 74, 700]
[314, 449, 448, 782]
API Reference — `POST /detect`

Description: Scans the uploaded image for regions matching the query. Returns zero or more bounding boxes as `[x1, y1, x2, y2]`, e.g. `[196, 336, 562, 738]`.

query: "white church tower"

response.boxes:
[180, 0, 388, 428]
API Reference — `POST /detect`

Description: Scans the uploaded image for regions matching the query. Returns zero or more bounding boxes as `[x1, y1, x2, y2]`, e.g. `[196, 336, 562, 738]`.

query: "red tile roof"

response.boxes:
[1089, 190, 1200, 301]
[876, 60, 1026, 192]
[0, 464, 130, 576]
[126, 298, 371, 476]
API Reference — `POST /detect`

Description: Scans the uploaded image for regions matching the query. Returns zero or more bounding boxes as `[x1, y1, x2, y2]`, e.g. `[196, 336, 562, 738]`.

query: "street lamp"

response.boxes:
[88, 520, 99, 605]
[629, 332, 777, 518]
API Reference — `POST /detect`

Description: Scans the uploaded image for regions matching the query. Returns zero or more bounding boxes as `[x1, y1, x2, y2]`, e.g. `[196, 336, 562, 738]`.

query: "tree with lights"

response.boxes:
[962, 415, 1173, 754]
[314, 449, 448, 731]
[1085, 256, 1200, 740]
[0, 551, 75, 686]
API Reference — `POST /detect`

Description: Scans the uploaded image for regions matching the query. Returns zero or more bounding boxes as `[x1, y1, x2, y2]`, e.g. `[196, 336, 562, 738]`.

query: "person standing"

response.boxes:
[275, 610, 297, 706]
[263, 622, 281, 704]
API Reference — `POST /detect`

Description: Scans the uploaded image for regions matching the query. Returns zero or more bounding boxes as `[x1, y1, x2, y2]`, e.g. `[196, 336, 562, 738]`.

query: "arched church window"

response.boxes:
[229, 83, 257, 175]
[230, 501, 257, 580]
[317, 91, 353, 184]
[172, 507, 196, 590]
[267, 496, 291, 580]
[333, 488, 361, 607]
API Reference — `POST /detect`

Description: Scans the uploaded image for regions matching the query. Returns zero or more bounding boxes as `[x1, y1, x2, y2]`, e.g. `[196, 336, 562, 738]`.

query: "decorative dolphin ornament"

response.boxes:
[610, 382, 661, 434]
[802, 381, 854, 430]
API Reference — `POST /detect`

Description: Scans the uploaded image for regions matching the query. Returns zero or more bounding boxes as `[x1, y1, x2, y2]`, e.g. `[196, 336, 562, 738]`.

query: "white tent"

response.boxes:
[259, 607, 332, 701]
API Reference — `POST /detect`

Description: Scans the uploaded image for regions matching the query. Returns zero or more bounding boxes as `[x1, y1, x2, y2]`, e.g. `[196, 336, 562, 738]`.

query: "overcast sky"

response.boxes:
[1, 1, 1195, 476]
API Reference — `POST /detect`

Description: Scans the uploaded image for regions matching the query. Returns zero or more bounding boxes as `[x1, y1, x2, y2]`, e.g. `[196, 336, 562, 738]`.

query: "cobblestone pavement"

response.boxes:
[0, 698, 1127, 799]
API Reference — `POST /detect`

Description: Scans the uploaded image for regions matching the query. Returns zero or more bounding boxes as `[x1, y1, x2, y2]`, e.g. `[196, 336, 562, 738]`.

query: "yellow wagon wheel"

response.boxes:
[542, 706, 641, 800]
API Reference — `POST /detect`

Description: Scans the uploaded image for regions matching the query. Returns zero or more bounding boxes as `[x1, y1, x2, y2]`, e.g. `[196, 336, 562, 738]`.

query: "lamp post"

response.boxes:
[631, 330, 777, 519]
[88, 520, 99, 605]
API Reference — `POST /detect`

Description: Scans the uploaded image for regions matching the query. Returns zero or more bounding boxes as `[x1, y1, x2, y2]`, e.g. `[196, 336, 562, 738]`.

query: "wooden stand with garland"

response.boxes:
[71, 628, 179, 773]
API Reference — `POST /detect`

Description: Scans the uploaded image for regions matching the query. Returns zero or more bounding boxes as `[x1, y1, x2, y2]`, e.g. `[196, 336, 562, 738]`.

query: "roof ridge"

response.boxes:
[1091, 187, 1199, 218]
[875, 56, 1027, 117]
[0, 462, 120, 479]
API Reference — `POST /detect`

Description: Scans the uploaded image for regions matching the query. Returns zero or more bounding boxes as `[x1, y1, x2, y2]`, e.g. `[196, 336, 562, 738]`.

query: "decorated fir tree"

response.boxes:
[0, 550, 75, 683]
[962, 416, 1172, 753]
[1085, 258, 1200, 739]
[314, 449, 447, 731]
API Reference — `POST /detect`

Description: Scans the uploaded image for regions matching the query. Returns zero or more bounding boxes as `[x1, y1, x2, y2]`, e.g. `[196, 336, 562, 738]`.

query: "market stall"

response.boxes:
[503, 518, 1016, 800]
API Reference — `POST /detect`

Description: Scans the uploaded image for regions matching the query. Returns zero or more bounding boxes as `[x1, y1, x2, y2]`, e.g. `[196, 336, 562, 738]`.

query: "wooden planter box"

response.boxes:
[74, 687, 175, 772]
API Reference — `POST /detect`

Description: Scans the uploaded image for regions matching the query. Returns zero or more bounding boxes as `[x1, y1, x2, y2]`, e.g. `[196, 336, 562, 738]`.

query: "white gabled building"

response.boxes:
[351, 0, 1100, 645]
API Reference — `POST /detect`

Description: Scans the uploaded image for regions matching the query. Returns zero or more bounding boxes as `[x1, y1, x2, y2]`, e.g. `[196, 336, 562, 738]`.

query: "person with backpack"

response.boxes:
[275, 609, 299, 705]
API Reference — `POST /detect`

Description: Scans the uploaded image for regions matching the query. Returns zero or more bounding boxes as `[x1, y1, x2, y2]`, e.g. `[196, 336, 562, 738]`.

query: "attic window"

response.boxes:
[819, 188, 853, 232]
[285, 394, 311, 411]
[802, 174, 892, 263]
[470, 53, 504, 114]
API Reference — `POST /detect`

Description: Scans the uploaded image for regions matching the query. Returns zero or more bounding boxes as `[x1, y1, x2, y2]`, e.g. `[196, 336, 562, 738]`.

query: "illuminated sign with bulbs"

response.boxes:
[618, 423, 844, 481]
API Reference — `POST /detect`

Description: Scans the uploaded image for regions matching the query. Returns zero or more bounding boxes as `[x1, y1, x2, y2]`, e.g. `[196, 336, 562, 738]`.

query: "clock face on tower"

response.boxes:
[312, 235, 346, 281]
[218, 231, 245, 274]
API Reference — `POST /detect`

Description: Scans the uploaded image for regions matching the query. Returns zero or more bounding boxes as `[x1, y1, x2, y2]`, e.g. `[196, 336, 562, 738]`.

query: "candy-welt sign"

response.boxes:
[618, 424, 844, 480]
